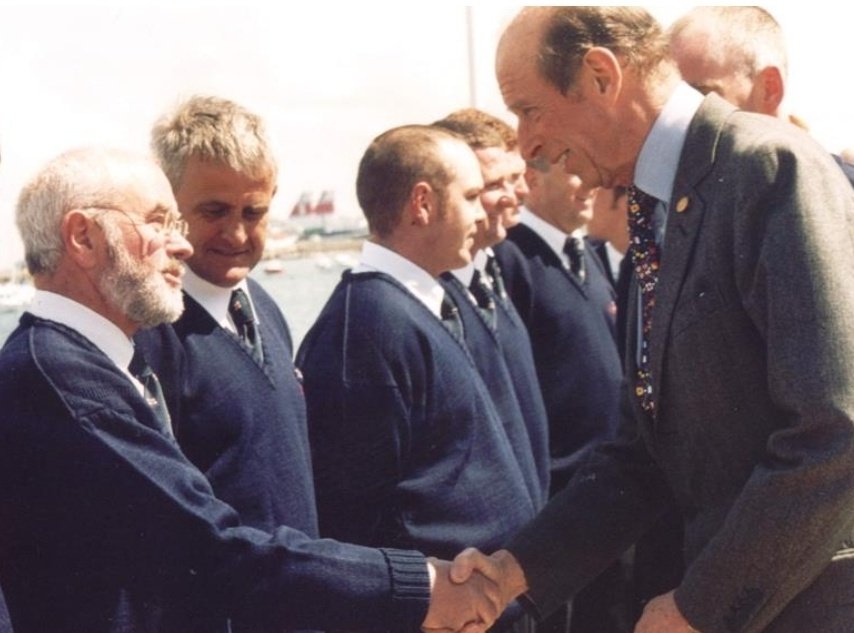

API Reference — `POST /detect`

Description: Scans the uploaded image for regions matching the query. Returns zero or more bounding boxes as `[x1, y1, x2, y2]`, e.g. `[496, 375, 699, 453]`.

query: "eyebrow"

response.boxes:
[145, 204, 174, 219]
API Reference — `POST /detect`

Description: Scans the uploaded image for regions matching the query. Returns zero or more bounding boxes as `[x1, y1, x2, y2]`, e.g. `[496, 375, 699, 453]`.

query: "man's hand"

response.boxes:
[449, 548, 528, 615]
[422, 557, 504, 633]
[634, 591, 701, 633]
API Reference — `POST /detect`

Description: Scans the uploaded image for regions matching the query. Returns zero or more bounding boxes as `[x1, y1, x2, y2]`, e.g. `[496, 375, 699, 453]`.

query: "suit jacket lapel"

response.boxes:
[648, 95, 734, 414]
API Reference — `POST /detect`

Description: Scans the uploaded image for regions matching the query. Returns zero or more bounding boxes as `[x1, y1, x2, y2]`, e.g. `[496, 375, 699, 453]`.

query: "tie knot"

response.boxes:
[628, 185, 657, 220]
[229, 288, 255, 327]
[564, 235, 583, 255]
[129, 348, 152, 380]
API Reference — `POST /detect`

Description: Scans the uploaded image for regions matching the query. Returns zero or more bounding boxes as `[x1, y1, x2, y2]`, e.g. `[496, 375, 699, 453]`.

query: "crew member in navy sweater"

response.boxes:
[496, 157, 631, 633]
[433, 109, 549, 507]
[135, 96, 318, 546]
[298, 126, 539, 581]
[0, 147, 499, 633]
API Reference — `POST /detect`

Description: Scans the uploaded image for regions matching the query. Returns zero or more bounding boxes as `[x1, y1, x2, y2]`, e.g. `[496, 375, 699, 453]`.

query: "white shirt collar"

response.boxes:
[450, 245, 491, 286]
[27, 289, 135, 378]
[634, 81, 704, 204]
[181, 267, 251, 333]
[519, 207, 583, 264]
[451, 261, 476, 287]
[603, 241, 624, 278]
[353, 241, 445, 318]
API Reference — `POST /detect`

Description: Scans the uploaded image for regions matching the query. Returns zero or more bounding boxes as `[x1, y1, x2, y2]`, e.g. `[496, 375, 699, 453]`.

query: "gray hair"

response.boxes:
[668, 6, 788, 80]
[150, 95, 277, 189]
[16, 147, 145, 275]
[536, 7, 670, 95]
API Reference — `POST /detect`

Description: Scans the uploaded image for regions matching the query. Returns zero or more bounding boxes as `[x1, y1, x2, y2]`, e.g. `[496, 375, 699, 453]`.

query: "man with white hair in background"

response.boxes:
[668, 5, 854, 183]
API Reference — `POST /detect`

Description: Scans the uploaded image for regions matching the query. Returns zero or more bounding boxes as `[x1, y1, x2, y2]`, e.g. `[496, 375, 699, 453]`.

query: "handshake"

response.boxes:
[423, 549, 698, 633]
[422, 548, 528, 633]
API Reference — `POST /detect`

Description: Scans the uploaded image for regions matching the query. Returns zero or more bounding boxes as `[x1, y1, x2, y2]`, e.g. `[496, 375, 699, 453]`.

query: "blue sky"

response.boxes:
[1, 3, 850, 270]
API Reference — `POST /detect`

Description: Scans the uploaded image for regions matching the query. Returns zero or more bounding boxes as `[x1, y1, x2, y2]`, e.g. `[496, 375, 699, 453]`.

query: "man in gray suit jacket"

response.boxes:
[452, 7, 854, 633]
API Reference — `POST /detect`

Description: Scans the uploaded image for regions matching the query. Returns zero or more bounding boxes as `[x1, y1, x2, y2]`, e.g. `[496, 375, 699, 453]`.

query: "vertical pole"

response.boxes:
[466, 6, 477, 108]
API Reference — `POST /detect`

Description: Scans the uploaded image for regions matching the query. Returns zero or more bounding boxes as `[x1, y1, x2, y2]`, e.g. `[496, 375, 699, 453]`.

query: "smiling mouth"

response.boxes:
[209, 249, 250, 258]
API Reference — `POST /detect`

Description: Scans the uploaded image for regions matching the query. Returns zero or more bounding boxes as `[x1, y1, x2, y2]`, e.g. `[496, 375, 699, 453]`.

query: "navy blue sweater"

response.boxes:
[440, 271, 548, 507]
[297, 271, 538, 560]
[136, 278, 318, 537]
[497, 226, 623, 495]
[0, 314, 430, 633]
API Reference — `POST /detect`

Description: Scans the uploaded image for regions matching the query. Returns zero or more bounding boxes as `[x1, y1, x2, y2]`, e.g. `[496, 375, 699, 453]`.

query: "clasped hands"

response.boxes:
[422, 548, 526, 633]
[422, 548, 700, 633]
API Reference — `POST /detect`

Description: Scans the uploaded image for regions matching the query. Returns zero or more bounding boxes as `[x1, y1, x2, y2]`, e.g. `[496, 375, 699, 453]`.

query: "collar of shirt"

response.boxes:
[451, 261, 476, 287]
[603, 241, 625, 277]
[353, 240, 445, 318]
[634, 81, 704, 204]
[27, 289, 136, 383]
[451, 246, 496, 287]
[181, 267, 251, 334]
[519, 207, 585, 267]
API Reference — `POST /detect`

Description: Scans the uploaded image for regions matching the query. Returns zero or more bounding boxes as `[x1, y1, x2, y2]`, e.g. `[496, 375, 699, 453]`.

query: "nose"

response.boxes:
[517, 121, 542, 162]
[166, 232, 194, 260]
[473, 198, 487, 223]
[514, 175, 529, 202]
[221, 217, 248, 243]
[499, 183, 518, 208]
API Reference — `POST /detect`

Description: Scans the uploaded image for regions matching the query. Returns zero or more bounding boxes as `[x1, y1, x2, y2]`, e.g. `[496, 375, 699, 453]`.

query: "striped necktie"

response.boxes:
[129, 348, 173, 437]
[563, 236, 587, 283]
[229, 288, 264, 364]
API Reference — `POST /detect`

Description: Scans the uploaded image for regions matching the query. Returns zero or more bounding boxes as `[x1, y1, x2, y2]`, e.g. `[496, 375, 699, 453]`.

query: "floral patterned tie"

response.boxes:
[627, 185, 659, 415]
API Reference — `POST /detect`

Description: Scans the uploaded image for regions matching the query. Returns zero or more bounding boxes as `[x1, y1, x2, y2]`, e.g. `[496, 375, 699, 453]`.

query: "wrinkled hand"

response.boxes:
[449, 548, 528, 617]
[634, 591, 701, 633]
[422, 557, 503, 633]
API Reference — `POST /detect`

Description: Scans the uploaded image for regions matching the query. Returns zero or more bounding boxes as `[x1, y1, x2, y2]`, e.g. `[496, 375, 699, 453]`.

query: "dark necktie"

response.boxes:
[129, 348, 173, 436]
[229, 288, 264, 364]
[469, 269, 497, 329]
[440, 292, 464, 339]
[564, 236, 587, 283]
[627, 185, 660, 415]
[484, 255, 507, 301]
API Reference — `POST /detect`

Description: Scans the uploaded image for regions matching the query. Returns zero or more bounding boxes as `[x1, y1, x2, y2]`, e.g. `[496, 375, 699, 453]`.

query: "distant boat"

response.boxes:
[285, 190, 366, 240]
[313, 254, 334, 271]
[289, 191, 314, 218]
[312, 190, 335, 215]
[263, 259, 285, 274]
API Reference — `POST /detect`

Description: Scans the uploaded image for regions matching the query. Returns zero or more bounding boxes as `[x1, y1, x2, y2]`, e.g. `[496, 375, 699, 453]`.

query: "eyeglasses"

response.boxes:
[90, 206, 189, 238]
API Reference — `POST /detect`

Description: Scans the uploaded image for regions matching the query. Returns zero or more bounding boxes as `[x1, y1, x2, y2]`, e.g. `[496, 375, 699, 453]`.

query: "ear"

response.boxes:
[62, 209, 101, 269]
[752, 66, 784, 116]
[580, 47, 622, 103]
[408, 181, 436, 227]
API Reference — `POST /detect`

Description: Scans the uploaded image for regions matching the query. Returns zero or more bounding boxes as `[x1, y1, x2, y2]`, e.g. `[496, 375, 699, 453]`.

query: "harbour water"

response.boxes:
[0, 252, 355, 350]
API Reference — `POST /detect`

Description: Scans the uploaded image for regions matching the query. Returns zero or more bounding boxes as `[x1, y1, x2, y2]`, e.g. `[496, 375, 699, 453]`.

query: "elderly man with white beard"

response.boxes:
[0, 147, 501, 633]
